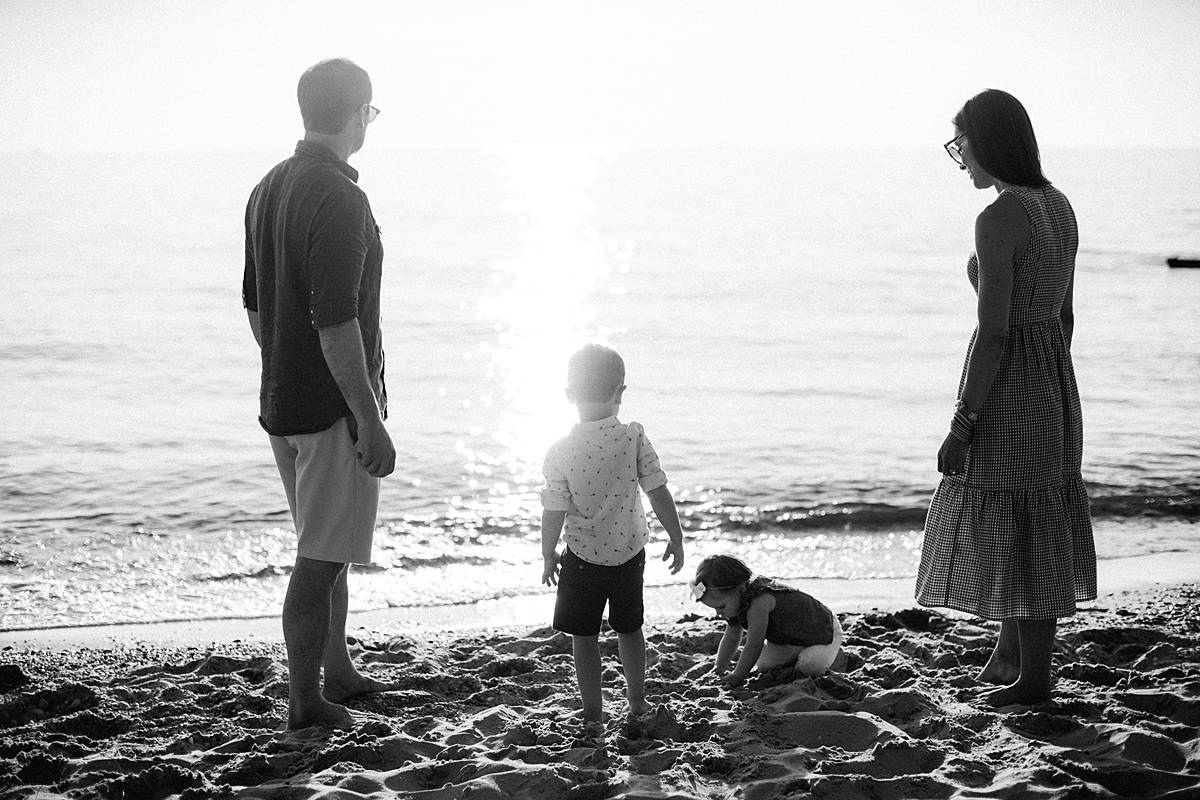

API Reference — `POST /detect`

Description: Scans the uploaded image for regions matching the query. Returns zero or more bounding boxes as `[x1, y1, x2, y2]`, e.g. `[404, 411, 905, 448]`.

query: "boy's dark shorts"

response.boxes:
[553, 548, 645, 636]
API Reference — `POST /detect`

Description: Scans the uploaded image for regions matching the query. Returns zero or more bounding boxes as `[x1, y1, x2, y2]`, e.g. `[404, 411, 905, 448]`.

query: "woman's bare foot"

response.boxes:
[981, 680, 1052, 708]
[323, 674, 403, 704]
[288, 698, 355, 730]
[977, 654, 1019, 685]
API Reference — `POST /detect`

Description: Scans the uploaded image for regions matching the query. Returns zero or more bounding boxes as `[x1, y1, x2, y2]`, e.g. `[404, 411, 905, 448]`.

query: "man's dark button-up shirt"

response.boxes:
[243, 141, 386, 436]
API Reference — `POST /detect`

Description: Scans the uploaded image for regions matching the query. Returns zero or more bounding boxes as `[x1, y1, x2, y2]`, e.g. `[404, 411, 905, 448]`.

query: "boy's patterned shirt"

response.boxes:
[540, 416, 668, 566]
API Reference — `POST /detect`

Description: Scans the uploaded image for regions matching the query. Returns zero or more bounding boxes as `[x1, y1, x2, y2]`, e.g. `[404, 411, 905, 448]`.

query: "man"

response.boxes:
[243, 58, 396, 729]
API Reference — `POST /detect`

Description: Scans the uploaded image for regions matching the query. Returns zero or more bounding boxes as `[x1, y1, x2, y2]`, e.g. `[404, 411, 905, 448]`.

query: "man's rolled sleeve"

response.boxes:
[634, 424, 668, 492]
[308, 188, 369, 329]
[540, 452, 574, 512]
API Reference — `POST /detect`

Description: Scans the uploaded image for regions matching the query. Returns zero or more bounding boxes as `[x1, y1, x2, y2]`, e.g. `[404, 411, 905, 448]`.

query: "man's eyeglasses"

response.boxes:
[944, 134, 964, 166]
[364, 105, 381, 124]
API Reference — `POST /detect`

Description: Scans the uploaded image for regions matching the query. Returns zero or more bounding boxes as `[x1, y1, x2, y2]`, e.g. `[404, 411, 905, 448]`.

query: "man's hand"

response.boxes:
[354, 416, 396, 478]
[542, 552, 561, 587]
[662, 538, 685, 574]
[937, 432, 968, 477]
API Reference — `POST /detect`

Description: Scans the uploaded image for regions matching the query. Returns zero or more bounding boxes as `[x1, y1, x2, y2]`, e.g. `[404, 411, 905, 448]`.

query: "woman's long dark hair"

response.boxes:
[954, 89, 1050, 188]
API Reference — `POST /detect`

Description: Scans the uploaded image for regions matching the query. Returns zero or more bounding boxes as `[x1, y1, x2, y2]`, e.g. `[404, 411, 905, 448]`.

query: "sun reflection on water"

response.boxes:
[463, 141, 623, 514]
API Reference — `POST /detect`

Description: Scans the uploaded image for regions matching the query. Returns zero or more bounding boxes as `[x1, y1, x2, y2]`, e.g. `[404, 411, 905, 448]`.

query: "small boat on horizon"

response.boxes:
[1166, 257, 1200, 269]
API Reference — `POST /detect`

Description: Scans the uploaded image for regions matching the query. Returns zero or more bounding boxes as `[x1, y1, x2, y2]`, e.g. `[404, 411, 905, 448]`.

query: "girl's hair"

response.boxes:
[953, 89, 1050, 188]
[695, 554, 752, 589]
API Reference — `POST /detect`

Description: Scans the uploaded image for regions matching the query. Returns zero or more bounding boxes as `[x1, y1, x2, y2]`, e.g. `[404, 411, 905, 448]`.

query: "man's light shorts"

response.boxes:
[269, 416, 379, 565]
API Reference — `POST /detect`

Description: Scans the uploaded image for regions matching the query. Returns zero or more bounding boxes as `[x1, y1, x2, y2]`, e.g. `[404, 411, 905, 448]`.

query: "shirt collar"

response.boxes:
[294, 140, 359, 183]
[574, 415, 620, 432]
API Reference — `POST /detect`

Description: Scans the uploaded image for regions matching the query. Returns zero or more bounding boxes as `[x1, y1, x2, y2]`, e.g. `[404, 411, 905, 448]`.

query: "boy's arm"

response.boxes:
[541, 510, 566, 586]
[727, 595, 774, 682]
[646, 484, 685, 574]
[713, 623, 742, 675]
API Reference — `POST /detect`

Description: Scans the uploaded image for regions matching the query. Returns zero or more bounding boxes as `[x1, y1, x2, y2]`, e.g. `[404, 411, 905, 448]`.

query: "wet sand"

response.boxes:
[2, 577, 1198, 799]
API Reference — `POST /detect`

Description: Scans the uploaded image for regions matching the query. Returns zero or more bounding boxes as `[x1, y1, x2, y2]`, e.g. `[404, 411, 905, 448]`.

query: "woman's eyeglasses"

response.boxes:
[944, 135, 965, 166]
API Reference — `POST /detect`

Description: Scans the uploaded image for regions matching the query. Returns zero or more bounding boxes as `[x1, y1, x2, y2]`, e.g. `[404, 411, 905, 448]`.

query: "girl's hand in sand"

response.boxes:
[662, 538, 685, 574]
[937, 432, 968, 477]
[542, 552, 561, 586]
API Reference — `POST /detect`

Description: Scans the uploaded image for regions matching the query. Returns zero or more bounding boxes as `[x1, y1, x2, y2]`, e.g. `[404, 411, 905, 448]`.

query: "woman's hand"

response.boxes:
[937, 432, 969, 476]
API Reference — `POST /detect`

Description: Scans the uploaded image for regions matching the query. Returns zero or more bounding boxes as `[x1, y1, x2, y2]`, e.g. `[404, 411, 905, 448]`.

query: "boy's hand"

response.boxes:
[541, 552, 561, 586]
[661, 538, 685, 574]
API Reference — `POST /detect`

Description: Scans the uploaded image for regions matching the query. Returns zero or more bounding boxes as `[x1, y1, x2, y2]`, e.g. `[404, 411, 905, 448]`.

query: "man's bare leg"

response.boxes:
[321, 564, 403, 702]
[283, 556, 354, 729]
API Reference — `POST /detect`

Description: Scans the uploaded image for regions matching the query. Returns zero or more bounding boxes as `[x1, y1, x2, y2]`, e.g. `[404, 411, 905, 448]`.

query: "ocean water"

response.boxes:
[1, 145, 1198, 630]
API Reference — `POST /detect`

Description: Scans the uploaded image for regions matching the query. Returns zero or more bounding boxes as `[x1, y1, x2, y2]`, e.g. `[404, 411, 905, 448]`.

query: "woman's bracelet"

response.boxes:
[949, 410, 974, 443]
[949, 401, 978, 443]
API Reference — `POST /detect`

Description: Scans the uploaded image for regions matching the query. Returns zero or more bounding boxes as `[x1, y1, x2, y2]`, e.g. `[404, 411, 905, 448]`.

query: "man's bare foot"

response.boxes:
[981, 680, 1051, 708]
[627, 700, 651, 718]
[323, 674, 403, 704]
[977, 655, 1019, 685]
[288, 699, 355, 730]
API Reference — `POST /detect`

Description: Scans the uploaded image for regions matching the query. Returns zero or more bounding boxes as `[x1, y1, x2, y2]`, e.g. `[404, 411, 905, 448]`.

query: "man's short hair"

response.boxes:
[567, 344, 625, 403]
[297, 58, 372, 135]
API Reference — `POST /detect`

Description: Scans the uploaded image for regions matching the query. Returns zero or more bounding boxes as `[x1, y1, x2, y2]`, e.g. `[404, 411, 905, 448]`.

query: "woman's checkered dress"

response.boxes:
[916, 184, 1097, 620]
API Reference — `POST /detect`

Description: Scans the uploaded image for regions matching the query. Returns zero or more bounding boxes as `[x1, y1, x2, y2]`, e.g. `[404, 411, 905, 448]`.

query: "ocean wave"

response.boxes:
[676, 487, 1199, 534]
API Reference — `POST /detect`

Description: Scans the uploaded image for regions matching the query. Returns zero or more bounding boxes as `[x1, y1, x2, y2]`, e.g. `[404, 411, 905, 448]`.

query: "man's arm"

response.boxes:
[318, 318, 395, 478]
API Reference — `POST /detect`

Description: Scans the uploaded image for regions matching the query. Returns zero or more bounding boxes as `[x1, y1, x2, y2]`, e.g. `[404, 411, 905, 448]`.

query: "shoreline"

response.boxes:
[1, 579, 1196, 798]
[3, 549, 1197, 651]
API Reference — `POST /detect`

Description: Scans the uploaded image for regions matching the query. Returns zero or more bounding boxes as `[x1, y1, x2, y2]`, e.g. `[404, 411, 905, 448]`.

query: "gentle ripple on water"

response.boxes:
[1, 145, 1198, 628]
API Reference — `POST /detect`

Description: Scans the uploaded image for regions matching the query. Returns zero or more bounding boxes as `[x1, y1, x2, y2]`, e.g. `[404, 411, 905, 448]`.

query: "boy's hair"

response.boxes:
[567, 344, 625, 402]
[297, 58, 372, 135]
[695, 555, 752, 589]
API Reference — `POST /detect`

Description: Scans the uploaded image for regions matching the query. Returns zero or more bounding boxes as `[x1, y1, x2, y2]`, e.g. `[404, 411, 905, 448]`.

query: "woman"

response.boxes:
[916, 89, 1096, 707]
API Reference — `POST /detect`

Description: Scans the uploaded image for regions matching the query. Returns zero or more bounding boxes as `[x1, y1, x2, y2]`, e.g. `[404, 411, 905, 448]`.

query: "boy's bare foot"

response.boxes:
[323, 674, 403, 704]
[981, 680, 1052, 708]
[288, 699, 355, 730]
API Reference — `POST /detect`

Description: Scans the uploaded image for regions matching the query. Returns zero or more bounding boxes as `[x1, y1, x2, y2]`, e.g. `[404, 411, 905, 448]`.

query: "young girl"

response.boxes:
[691, 555, 841, 683]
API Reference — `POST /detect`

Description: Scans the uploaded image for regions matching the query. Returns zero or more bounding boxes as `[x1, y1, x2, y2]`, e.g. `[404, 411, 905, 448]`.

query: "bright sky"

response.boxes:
[2, 0, 1197, 152]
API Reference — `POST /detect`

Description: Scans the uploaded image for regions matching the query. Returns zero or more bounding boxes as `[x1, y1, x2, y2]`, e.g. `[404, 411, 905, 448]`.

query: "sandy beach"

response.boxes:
[2, 553, 1198, 799]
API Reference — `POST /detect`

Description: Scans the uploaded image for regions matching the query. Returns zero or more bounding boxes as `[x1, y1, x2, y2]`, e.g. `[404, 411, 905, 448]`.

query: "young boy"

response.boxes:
[540, 344, 686, 723]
